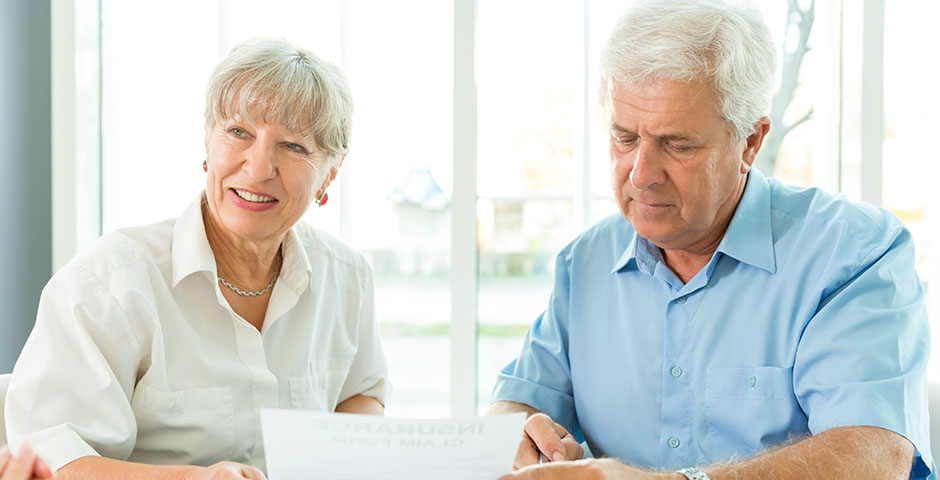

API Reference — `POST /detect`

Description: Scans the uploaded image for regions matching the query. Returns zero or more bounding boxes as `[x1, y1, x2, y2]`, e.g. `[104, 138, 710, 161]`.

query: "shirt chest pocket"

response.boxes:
[130, 383, 235, 465]
[704, 366, 806, 459]
[289, 357, 353, 412]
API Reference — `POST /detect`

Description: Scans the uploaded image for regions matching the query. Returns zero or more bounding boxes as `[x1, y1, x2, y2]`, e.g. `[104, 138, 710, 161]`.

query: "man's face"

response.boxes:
[607, 78, 752, 252]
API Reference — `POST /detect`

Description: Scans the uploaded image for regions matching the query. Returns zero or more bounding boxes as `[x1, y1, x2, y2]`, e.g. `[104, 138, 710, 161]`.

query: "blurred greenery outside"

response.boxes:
[375, 272, 550, 339]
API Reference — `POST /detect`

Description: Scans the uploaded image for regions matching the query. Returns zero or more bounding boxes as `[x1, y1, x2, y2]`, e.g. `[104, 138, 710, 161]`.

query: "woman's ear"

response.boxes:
[319, 155, 347, 192]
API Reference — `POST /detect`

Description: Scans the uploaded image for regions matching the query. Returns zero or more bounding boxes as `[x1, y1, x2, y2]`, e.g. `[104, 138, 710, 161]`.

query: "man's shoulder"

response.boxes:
[767, 179, 909, 269]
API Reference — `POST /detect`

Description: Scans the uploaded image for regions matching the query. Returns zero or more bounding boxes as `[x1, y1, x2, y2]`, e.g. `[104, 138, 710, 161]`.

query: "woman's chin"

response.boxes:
[216, 216, 283, 243]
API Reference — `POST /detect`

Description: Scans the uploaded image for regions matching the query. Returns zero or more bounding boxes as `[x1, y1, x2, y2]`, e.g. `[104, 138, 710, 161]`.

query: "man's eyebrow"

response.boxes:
[609, 123, 635, 135]
[659, 134, 699, 143]
[609, 125, 701, 143]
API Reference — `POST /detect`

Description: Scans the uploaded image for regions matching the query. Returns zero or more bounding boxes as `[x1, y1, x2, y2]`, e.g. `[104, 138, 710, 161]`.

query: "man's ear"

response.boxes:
[741, 117, 771, 174]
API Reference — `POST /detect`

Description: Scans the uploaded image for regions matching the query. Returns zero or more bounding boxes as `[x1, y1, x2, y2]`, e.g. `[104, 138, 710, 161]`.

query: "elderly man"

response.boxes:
[489, 1, 932, 479]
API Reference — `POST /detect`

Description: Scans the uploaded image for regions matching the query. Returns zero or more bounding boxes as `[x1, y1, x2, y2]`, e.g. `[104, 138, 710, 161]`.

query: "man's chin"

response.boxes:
[630, 221, 683, 246]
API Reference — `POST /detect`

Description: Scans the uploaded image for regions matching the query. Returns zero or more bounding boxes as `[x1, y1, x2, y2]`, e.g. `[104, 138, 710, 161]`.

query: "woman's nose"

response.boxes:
[242, 143, 277, 180]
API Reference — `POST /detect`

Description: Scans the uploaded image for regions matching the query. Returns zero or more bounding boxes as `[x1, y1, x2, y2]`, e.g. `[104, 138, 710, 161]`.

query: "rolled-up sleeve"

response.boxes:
[794, 225, 933, 477]
[6, 265, 142, 471]
[491, 251, 577, 432]
[338, 262, 390, 406]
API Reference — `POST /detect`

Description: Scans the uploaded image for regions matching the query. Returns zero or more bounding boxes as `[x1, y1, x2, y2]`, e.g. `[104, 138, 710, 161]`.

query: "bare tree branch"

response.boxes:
[756, 0, 815, 175]
[782, 107, 814, 138]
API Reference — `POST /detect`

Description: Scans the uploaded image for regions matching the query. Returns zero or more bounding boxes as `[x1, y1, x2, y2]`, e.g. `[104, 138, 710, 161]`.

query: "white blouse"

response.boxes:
[4, 195, 389, 473]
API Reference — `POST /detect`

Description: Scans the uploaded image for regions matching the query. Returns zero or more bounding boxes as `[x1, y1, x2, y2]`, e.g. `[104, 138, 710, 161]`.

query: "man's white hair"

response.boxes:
[204, 38, 352, 163]
[600, 0, 776, 142]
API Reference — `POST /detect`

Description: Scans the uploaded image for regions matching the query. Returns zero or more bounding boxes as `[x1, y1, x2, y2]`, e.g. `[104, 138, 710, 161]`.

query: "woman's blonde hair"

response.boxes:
[204, 38, 352, 162]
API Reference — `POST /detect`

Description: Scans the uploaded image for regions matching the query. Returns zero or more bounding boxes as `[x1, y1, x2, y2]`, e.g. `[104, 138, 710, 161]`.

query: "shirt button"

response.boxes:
[670, 366, 682, 377]
[668, 436, 680, 448]
[749, 375, 757, 387]
[676, 295, 687, 304]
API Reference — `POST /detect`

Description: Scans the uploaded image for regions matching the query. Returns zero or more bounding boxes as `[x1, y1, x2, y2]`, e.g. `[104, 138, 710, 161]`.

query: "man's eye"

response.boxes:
[613, 135, 636, 146]
[668, 143, 694, 153]
[286, 143, 306, 154]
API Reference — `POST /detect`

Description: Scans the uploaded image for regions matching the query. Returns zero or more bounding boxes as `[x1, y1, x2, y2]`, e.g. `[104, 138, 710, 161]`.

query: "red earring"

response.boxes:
[203, 159, 208, 172]
[316, 191, 329, 207]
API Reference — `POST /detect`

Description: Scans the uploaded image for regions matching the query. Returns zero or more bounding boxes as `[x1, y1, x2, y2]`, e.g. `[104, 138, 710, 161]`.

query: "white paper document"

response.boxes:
[261, 409, 526, 480]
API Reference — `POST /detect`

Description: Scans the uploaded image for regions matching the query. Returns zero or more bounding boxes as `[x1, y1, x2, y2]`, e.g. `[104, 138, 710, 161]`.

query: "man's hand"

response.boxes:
[0, 443, 53, 480]
[186, 461, 267, 480]
[514, 413, 583, 469]
[501, 458, 675, 480]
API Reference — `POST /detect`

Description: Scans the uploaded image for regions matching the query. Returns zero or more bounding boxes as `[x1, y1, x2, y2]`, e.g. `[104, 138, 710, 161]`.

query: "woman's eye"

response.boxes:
[230, 127, 246, 137]
[286, 143, 307, 154]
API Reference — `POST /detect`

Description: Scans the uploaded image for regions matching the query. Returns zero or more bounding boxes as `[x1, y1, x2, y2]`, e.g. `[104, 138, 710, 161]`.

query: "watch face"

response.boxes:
[678, 467, 710, 480]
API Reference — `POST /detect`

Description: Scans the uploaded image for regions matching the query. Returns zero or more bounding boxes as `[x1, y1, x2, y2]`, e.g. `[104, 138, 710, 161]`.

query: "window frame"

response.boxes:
[52, 0, 893, 415]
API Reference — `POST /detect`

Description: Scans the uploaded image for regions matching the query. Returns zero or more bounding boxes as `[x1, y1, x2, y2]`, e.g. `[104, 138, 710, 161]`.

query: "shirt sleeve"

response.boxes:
[491, 250, 578, 434]
[337, 262, 390, 406]
[5, 264, 143, 471]
[793, 224, 932, 478]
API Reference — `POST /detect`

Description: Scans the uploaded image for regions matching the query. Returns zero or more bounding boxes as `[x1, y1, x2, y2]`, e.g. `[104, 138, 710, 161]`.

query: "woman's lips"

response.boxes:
[228, 188, 279, 211]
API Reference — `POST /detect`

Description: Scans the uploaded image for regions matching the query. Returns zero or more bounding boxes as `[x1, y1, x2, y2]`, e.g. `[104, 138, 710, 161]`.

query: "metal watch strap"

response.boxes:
[676, 467, 711, 480]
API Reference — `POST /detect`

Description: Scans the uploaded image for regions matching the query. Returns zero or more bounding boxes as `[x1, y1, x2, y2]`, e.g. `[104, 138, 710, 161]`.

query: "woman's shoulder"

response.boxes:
[61, 218, 176, 284]
[291, 221, 370, 273]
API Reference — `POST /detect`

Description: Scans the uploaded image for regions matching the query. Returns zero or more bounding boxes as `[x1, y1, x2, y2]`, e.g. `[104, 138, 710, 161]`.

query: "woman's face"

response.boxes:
[204, 113, 331, 245]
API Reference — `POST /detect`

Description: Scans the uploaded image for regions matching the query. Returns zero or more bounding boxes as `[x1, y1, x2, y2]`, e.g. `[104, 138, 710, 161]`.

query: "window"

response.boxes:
[58, 0, 937, 416]
[98, 0, 454, 417]
[882, 0, 940, 379]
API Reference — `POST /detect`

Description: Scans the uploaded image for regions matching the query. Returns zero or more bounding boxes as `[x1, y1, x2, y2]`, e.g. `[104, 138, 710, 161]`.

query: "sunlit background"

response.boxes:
[14, 0, 940, 417]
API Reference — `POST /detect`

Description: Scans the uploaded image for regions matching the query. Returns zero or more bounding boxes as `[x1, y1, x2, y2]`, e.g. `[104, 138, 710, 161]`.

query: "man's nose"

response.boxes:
[628, 141, 665, 190]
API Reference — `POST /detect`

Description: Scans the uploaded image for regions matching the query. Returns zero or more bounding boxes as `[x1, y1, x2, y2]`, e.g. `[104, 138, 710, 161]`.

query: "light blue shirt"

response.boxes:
[493, 169, 933, 478]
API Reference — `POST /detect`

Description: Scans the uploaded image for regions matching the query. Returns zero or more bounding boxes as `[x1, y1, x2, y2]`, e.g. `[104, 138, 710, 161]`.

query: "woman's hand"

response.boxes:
[186, 461, 267, 480]
[0, 443, 53, 480]
[513, 413, 583, 469]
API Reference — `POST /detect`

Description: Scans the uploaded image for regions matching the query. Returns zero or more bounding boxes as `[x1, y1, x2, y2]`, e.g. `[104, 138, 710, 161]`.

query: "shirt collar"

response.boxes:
[715, 168, 776, 274]
[277, 224, 314, 298]
[171, 193, 315, 290]
[610, 232, 661, 276]
[610, 168, 776, 275]
[171, 194, 217, 287]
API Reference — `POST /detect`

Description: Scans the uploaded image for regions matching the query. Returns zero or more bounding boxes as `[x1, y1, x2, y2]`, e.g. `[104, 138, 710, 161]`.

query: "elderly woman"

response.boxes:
[5, 39, 388, 479]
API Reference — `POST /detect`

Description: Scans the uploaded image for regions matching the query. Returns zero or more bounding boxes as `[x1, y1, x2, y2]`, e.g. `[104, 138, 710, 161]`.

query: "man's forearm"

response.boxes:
[488, 400, 540, 417]
[699, 426, 914, 480]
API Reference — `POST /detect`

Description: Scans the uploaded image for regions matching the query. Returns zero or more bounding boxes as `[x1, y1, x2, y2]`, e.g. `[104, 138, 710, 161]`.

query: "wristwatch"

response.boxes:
[676, 467, 711, 480]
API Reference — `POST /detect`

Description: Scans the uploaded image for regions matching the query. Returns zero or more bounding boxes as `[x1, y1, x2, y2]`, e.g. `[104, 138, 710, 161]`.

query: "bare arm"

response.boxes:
[335, 394, 384, 415]
[502, 426, 915, 480]
[56, 456, 265, 480]
[703, 426, 914, 480]
[488, 400, 539, 417]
